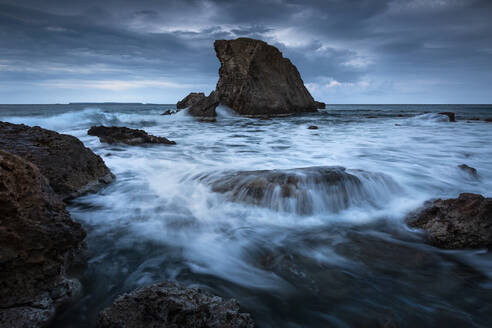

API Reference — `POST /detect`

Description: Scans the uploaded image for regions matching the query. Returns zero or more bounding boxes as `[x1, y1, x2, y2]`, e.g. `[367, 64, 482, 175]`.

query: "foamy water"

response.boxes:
[1, 104, 491, 327]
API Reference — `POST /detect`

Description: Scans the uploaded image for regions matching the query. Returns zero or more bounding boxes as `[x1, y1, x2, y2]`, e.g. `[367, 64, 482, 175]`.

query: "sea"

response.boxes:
[1, 104, 491, 327]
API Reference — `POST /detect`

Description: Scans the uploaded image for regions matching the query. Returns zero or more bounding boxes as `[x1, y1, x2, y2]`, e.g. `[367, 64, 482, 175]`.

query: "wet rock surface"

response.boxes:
[458, 164, 479, 178]
[188, 38, 321, 118]
[485, 117, 492, 122]
[196, 166, 400, 214]
[408, 193, 492, 249]
[315, 101, 326, 109]
[88, 126, 176, 145]
[0, 150, 86, 328]
[97, 282, 254, 328]
[0, 121, 114, 200]
[176, 92, 206, 109]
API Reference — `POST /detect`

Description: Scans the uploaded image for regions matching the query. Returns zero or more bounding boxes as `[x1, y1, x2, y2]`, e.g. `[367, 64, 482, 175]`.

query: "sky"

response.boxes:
[0, 0, 491, 104]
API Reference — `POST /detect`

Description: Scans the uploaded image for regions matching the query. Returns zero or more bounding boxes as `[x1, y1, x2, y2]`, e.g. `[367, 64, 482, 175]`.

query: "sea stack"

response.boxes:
[187, 38, 321, 118]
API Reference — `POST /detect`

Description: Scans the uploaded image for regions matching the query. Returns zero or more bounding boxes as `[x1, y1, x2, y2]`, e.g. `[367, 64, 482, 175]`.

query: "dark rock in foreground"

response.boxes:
[97, 282, 254, 328]
[408, 193, 492, 249]
[458, 164, 479, 178]
[438, 112, 456, 122]
[176, 92, 206, 109]
[0, 150, 86, 328]
[0, 121, 114, 200]
[196, 166, 400, 215]
[88, 126, 176, 145]
[188, 38, 321, 118]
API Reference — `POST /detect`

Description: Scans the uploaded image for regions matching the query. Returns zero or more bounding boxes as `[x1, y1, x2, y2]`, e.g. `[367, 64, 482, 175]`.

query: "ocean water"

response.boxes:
[1, 104, 492, 327]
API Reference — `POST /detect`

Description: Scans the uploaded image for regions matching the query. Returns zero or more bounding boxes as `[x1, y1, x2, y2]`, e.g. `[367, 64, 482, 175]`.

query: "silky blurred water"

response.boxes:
[1, 104, 492, 328]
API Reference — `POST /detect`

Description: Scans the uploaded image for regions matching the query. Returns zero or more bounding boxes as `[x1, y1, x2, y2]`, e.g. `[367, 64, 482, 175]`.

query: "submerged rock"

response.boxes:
[308, 125, 318, 130]
[97, 282, 254, 328]
[0, 150, 85, 328]
[188, 38, 322, 118]
[176, 92, 206, 109]
[0, 121, 114, 200]
[458, 164, 479, 178]
[161, 109, 177, 116]
[438, 112, 456, 122]
[88, 126, 176, 145]
[196, 166, 400, 215]
[408, 193, 492, 249]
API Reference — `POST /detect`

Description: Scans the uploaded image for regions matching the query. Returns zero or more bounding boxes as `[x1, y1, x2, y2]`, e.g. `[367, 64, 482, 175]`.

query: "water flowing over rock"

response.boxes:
[438, 112, 456, 122]
[188, 38, 320, 118]
[0, 150, 86, 328]
[97, 282, 255, 328]
[408, 193, 492, 249]
[196, 166, 401, 215]
[458, 164, 479, 178]
[176, 92, 206, 109]
[88, 126, 176, 145]
[0, 121, 114, 200]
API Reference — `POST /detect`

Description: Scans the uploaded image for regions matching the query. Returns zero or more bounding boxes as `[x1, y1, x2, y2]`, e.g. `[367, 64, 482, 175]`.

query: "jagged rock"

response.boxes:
[188, 38, 322, 118]
[188, 91, 220, 119]
[458, 164, 478, 178]
[408, 193, 492, 249]
[161, 109, 177, 116]
[97, 282, 254, 328]
[315, 101, 326, 109]
[438, 112, 456, 122]
[0, 150, 86, 328]
[0, 121, 114, 200]
[195, 166, 399, 215]
[88, 126, 176, 145]
[176, 92, 206, 109]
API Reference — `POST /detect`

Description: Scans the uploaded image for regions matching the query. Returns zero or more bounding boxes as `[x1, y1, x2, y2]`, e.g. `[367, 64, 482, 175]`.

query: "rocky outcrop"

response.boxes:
[315, 101, 326, 109]
[0, 121, 114, 201]
[438, 112, 456, 122]
[88, 126, 176, 145]
[97, 282, 254, 328]
[195, 166, 400, 215]
[408, 193, 492, 249]
[176, 92, 206, 109]
[0, 150, 86, 328]
[188, 38, 321, 118]
[485, 117, 492, 122]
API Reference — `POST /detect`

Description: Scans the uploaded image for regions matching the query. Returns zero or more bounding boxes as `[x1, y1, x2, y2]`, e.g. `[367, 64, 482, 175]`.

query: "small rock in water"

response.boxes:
[315, 101, 326, 109]
[407, 193, 492, 249]
[308, 125, 318, 130]
[88, 126, 176, 145]
[458, 164, 479, 178]
[485, 117, 492, 122]
[438, 112, 456, 122]
[161, 109, 177, 115]
[97, 282, 254, 328]
[469, 117, 480, 121]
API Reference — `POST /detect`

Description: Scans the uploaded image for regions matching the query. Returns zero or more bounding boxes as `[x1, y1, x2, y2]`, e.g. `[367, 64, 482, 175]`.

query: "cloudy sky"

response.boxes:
[1, 0, 491, 104]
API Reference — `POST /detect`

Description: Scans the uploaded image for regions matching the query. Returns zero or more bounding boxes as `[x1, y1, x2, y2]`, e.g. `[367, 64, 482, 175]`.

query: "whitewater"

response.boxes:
[1, 103, 491, 327]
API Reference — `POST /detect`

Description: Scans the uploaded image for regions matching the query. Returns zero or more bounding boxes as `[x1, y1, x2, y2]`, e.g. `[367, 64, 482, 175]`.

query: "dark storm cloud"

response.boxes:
[0, 0, 491, 103]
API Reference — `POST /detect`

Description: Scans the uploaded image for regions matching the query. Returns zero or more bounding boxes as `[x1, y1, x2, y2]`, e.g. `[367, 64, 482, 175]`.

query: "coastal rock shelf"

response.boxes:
[185, 38, 325, 118]
[196, 166, 401, 215]
[88, 126, 176, 145]
[97, 282, 254, 328]
[0, 121, 114, 200]
[0, 150, 86, 328]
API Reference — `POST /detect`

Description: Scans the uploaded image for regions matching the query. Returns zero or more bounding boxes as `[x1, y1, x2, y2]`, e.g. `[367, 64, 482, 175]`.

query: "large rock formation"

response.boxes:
[0, 121, 114, 200]
[88, 126, 176, 145]
[408, 193, 492, 249]
[176, 92, 206, 109]
[188, 38, 320, 118]
[195, 166, 400, 215]
[0, 150, 86, 328]
[97, 282, 254, 328]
